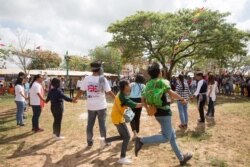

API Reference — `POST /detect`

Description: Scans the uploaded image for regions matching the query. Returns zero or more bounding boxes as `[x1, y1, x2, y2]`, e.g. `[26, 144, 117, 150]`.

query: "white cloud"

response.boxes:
[0, 0, 249, 66]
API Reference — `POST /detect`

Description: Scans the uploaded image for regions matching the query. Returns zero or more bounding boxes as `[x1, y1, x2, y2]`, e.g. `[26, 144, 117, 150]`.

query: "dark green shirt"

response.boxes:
[119, 92, 137, 109]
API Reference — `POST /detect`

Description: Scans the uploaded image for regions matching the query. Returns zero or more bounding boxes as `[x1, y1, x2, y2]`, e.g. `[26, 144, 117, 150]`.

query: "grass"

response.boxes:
[0, 95, 249, 167]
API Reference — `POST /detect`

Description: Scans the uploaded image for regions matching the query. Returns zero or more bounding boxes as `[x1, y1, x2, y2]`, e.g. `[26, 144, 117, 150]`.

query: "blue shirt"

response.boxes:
[46, 88, 72, 105]
[129, 82, 145, 98]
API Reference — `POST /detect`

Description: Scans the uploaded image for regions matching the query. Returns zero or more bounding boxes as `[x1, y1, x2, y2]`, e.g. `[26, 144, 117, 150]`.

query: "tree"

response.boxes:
[67, 56, 90, 71]
[8, 31, 35, 74]
[107, 10, 250, 79]
[28, 50, 62, 70]
[89, 46, 121, 74]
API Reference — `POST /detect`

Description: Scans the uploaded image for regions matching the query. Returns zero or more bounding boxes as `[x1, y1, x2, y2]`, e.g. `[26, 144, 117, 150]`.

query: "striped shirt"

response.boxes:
[176, 82, 192, 100]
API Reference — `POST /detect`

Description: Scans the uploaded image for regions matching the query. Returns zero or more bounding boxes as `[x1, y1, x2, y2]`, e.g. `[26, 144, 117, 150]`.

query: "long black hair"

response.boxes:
[178, 74, 185, 91]
[15, 78, 23, 86]
[119, 80, 129, 92]
[30, 74, 41, 88]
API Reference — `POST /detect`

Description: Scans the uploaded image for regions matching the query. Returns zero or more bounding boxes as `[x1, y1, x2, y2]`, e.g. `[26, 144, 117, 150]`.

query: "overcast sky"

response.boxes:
[0, 0, 250, 68]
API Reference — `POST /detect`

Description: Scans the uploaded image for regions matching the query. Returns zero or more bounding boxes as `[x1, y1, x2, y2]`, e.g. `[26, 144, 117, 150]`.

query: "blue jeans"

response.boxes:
[15, 101, 25, 125]
[31, 105, 41, 129]
[141, 116, 183, 161]
[87, 109, 107, 145]
[177, 101, 188, 125]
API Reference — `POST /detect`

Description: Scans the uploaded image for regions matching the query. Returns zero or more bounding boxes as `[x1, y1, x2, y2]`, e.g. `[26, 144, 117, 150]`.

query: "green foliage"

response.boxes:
[89, 46, 121, 74]
[107, 9, 250, 78]
[68, 56, 90, 71]
[28, 50, 62, 69]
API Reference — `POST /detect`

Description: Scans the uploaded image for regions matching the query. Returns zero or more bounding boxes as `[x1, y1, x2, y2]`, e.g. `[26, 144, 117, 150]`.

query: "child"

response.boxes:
[46, 78, 76, 139]
[102, 80, 143, 165]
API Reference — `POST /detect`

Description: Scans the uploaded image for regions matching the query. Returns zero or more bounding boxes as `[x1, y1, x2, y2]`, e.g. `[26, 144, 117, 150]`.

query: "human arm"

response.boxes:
[193, 80, 203, 97]
[107, 91, 116, 99]
[167, 89, 187, 104]
[60, 90, 73, 102]
[37, 92, 46, 102]
[73, 90, 84, 101]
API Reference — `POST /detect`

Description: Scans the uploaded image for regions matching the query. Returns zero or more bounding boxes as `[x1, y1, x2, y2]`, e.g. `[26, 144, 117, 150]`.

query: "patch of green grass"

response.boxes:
[210, 157, 228, 167]
[0, 95, 15, 106]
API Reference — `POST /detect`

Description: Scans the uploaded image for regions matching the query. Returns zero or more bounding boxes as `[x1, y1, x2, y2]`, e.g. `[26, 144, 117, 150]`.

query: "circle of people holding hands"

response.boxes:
[14, 61, 221, 166]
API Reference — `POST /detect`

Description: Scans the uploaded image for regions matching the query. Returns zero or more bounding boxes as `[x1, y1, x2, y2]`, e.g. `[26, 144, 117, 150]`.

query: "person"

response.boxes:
[29, 74, 46, 132]
[176, 74, 192, 129]
[206, 74, 217, 118]
[192, 72, 208, 123]
[129, 74, 145, 140]
[46, 78, 76, 139]
[15, 77, 28, 126]
[101, 80, 143, 165]
[74, 61, 115, 147]
[60, 77, 65, 92]
[113, 80, 118, 94]
[134, 62, 193, 166]
[68, 78, 75, 98]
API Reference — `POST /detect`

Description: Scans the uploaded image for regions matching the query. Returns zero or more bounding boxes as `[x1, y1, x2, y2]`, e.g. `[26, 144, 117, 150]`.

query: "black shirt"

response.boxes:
[46, 88, 72, 105]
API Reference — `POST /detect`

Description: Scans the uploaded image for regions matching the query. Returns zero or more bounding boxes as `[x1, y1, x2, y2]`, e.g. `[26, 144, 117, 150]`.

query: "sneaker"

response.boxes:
[117, 157, 132, 165]
[99, 137, 106, 149]
[56, 136, 65, 140]
[180, 153, 193, 166]
[135, 137, 143, 157]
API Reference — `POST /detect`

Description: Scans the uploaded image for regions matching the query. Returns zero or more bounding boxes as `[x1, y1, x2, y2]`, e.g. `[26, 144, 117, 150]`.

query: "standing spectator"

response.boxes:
[29, 74, 46, 132]
[176, 74, 192, 129]
[190, 77, 197, 94]
[15, 77, 28, 126]
[193, 72, 207, 123]
[129, 74, 145, 140]
[206, 74, 217, 118]
[60, 77, 65, 92]
[74, 61, 115, 147]
[68, 78, 75, 98]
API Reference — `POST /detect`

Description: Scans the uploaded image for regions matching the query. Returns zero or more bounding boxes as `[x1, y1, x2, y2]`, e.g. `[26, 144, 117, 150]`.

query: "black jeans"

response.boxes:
[31, 105, 41, 129]
[69, 89, 74, 98]
[198, 95, 206, 122]
[51, 104, 63, 137]
[106, 123, 130, 158]
[207, 97, 215, 117]
[130, 98, 142, 133]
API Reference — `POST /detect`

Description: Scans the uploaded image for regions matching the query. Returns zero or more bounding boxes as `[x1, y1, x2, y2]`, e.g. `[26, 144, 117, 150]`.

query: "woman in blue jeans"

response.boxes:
[176, 74, 192, 129]
[14, 77, 28, 126]
[135, 62, 193, 166]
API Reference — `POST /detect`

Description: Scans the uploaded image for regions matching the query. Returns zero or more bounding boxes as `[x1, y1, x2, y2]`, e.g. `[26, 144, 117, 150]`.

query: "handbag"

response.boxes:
[115, 99, 135, 123]
[123, 107, 135, 123]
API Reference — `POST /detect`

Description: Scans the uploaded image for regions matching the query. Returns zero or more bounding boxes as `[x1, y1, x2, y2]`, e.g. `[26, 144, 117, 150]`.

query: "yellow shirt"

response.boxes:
[111, 93, 137, 125]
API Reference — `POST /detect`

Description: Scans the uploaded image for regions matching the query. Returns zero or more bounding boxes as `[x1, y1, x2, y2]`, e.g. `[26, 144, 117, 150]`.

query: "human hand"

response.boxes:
[72, 99, 78, 103]
[181, 99, 187, 105]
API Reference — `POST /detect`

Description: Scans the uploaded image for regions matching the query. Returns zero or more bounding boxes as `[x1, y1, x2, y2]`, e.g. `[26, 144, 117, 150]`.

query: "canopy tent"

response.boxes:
[0, 69, 118, 77]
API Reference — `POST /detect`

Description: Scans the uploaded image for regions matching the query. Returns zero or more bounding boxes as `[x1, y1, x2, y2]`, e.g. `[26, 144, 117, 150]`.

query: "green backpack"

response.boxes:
[142, 79, 170, 107]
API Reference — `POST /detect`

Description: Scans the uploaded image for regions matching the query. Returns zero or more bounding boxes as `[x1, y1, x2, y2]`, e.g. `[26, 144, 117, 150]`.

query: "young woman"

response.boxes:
[135, 62, 192, 166]
[15, 77, 28, 126]
[129, 74, 145, 140]
[29, 74, 46, 132]
[46, 78, 76, 139]
[206, 74, 217, 118]
[176, 74, 192, 129]
[103, 80, 143, 165]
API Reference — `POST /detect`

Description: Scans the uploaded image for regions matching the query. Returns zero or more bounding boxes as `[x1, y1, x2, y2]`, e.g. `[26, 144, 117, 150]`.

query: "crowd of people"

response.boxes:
[10, 61, 250, 166]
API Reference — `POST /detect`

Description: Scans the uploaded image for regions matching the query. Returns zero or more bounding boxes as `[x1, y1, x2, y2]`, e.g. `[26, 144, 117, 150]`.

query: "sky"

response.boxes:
[0, 0, 250, 68]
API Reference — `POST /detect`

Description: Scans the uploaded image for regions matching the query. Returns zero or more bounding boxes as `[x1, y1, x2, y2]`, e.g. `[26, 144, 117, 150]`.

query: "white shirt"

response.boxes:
[81, 76, 111, 110]
[194, 80, 204, 96]
[30, 81, 42, 105]
[207, 84, 217, 101]
[15, 85, 25, 102]
[76, 80, 83, 88]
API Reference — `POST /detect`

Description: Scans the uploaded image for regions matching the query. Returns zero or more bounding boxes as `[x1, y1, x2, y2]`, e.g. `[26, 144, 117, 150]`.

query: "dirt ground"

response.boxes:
[0, 95, 249, 167]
